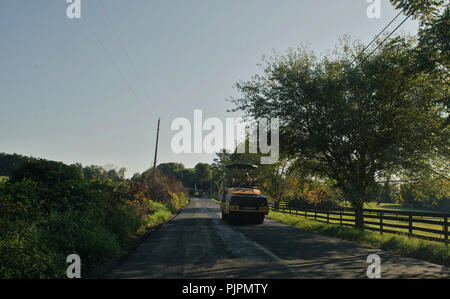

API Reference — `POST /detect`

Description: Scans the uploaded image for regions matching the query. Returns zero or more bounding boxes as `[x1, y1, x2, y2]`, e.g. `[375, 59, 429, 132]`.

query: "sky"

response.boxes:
[0, 0, 419, 177]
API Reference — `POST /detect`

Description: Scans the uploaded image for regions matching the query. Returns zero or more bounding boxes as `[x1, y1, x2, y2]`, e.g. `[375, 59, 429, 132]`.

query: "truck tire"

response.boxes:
[222, 212, 228, 222]
[255, 214, 265, 224]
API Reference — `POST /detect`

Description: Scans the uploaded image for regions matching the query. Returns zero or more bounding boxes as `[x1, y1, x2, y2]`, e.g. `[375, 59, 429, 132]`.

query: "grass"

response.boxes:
[282, 204, 448, 240]
[138, 200, 174, 233]
[340, 201, 449, 214]
[267, 211, 450, 267]
[284, 209, 447, 240]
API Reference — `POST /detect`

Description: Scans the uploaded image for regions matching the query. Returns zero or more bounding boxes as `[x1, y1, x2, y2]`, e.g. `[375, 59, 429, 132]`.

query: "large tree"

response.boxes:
[230, 35, 448, 228]
[157, 162, 185, 179]
[194, 163, 213, 191]
[390, 0, 449, 105]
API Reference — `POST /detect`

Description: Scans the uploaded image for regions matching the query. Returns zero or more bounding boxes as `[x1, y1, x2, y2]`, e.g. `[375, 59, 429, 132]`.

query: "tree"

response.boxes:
[179, 168, 196, 188]
[194, 163, 213, 192]
[0, 153, 32, 176]
[131, 172, 142, 181]
[106, 169, 120, 182]
[390, 0, 449, 107]
[83, 165, 107, 180]
[230, 36, 448, 228]
[118, 168, 126, 180]
[157, 163, 185, 179]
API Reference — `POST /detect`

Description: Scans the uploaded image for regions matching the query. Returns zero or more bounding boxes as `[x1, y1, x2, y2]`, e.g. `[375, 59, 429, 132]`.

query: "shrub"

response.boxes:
[0, 159, 189, 278]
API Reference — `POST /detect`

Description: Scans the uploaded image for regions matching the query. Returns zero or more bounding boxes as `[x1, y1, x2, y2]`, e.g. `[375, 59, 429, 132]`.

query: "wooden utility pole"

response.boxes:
[153, 118, 161, 176]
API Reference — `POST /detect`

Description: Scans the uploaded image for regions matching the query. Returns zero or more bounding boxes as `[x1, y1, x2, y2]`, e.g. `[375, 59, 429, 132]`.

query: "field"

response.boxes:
[340, 201, 449, 214]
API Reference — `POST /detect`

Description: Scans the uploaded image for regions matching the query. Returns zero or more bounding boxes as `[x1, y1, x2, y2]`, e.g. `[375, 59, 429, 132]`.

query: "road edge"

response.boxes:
[86, 200, 189, 279]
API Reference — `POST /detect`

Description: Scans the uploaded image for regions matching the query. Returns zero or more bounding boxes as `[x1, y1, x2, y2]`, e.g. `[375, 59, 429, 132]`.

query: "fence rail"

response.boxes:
[268, 202, 449, 244]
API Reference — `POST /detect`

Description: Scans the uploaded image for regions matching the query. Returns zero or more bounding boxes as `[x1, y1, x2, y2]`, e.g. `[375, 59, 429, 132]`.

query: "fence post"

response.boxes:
[408, 212, 413, 237]
[327, 210, 330, 223]
[314, 209, 317, 221]
[380, 211, 383, 235]
[445, 216, 448, 246]
[305, 209, 307, 218]
[340, 209, 343, 225]
[362, 209, 364, 227]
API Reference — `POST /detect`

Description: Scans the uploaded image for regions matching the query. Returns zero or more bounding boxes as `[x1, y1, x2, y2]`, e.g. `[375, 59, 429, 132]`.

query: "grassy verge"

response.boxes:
[281, 209, 446, 240]
[137, 200, 178, 233]
[267, 211, 450, 267]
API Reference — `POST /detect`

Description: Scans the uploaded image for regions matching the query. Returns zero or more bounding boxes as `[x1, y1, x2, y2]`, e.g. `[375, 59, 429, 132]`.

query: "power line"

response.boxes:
[353, 1, 426, 66]
[82, 14, 153, 116]
[350, 11, 403, 65]
[358, 13, 414, 65]
[97, 0, 158, 114]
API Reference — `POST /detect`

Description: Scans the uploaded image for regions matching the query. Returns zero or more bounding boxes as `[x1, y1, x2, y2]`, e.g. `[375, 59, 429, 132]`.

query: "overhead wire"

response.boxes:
[350, 10, 403, 65]
[82, 11, 154, 117]
[353, 1, 426, 66]
[97, 0, 159, 115]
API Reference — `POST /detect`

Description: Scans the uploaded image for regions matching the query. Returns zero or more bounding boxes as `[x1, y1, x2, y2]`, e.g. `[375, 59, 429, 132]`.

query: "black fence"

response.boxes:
[269, 202, 449, 244]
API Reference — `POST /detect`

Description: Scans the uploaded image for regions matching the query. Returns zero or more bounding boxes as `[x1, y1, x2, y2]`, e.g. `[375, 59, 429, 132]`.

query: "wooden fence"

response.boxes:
[269, 202, 449, 244]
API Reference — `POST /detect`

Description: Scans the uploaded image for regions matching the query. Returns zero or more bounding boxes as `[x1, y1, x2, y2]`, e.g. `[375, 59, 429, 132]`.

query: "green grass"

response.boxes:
[138, 200, 173, 233]
[340, 201, 449, 214]
[282, 209, 446, 240]
[267, 211, 450, 266]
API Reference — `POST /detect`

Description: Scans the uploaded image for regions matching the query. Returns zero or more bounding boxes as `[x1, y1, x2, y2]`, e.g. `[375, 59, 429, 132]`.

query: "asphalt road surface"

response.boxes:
[105, 198, 449, 279]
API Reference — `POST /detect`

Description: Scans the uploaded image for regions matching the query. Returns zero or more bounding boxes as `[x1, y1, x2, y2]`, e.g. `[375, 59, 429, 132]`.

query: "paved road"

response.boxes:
[105, 198, 449, 279]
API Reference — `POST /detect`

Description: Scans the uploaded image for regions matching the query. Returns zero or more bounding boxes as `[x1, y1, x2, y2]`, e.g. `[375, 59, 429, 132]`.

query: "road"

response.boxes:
[104, 198, 449, 279]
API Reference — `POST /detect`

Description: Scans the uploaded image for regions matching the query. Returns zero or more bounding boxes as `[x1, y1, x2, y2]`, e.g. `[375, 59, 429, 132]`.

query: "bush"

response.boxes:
[0, 159, 189, 278]
[287, 190, 339, 211]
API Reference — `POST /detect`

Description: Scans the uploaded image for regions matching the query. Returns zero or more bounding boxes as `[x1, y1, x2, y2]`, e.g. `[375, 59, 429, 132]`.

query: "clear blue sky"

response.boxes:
[0, 0, 419, 177]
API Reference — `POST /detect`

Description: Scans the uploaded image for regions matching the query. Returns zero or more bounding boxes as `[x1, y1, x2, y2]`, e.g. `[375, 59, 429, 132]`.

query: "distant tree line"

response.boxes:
[0, 153, 32, 176]
[153, 162, 213, 194]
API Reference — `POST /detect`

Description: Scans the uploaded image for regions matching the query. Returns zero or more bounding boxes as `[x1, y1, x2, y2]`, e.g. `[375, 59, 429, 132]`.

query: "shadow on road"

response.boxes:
[104, 198, 450, 279]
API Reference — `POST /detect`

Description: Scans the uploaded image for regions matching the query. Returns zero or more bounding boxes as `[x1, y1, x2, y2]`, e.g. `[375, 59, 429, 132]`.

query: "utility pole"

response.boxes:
[153, 118, 161, 177]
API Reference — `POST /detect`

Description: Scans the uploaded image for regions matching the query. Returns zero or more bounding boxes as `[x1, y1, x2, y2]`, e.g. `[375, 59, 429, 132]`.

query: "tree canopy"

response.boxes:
[230, 33, 448, 227]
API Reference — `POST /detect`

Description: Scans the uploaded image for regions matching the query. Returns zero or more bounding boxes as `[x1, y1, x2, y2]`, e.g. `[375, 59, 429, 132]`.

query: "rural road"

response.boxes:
[104, 198, 449, 279]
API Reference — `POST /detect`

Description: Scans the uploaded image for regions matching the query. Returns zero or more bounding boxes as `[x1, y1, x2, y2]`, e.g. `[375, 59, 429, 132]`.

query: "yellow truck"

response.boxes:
[220, 164, 269, 224]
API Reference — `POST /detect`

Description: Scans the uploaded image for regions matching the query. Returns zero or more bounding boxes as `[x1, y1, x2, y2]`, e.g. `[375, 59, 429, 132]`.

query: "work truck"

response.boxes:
[220, 164, 269, 224]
